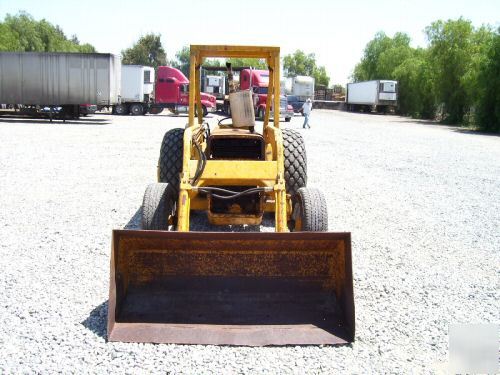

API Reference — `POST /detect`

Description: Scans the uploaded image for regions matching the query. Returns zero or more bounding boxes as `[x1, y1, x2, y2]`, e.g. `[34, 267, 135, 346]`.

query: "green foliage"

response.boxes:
[425, 18, 476, 123]
[283, 50, 330, 87]
[225, 57, 267, 69]
[121, 34, 166, 68]
[393, 49, 435, 118]
[170, 45, 225, 78]
[170, 45, 190, 76]
[475, 29, 500, 132]
[353, 32, 412, 81]
[0, 11, 96, 53]
[353, 19, 497, 130]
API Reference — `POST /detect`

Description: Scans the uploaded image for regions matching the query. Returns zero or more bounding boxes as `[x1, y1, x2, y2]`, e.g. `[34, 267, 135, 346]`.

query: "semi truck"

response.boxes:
[346, 80, 398, 113]
[0, 52, 120, 118]
[111, 66, 216, 116]
[113, 65, 155, 115]
[239, 69, 294, 122]
[153, 66, 216, 116]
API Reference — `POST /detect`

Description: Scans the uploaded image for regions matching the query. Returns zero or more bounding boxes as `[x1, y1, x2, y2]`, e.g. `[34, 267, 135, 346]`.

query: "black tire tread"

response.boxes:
[142, 183, 175, 230]
[159, 128, 184, 194]
[296, 187, 328, 231]
[282, 128, 307, 195]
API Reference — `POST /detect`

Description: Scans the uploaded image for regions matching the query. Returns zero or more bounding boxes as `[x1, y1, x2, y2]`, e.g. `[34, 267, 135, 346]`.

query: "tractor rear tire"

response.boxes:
[282, 128, 307, 195]
[159, 128, 184, 195]
[290, 187, 328, 231]
[142, 183, 176, 230]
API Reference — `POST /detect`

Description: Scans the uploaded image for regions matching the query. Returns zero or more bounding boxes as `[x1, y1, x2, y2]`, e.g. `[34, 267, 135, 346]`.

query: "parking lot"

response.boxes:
[0, 109, 498, 373]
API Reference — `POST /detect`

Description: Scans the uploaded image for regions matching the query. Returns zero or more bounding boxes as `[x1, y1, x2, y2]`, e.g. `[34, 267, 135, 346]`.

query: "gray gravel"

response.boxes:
[0, 110, 498, 373]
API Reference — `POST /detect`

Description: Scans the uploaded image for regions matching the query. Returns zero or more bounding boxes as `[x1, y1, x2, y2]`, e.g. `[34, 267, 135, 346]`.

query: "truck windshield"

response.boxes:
[181, 84, 189, 93]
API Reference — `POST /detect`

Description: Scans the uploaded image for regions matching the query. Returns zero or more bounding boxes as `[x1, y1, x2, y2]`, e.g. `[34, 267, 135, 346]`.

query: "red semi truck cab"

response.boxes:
[239, 69, 293, 122]
[154, 66, 216, 116]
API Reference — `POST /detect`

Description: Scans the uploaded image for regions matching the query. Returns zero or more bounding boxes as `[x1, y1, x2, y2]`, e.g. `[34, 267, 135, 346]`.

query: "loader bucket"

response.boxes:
[107, 230, 354, 346]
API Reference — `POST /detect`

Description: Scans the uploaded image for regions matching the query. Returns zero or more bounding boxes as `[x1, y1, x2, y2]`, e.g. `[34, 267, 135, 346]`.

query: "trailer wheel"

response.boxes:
[159, 128, 184, 195]
[282, 128, 307, 195]
[130, 104, 143, 116]
[114, 104, 128, 115]
[289, 187, 328, 231]
[142, 183, 176, 230]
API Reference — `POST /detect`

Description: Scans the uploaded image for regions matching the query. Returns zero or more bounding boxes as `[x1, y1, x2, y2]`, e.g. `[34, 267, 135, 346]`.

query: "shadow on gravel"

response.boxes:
[0, 117, 111, 125]
[451, 128, 500, 137]
[122, 206, 273, 232]
[392, 118, 440, 125]
[82, 301, 108, 339]
[125, 207, 142, 229]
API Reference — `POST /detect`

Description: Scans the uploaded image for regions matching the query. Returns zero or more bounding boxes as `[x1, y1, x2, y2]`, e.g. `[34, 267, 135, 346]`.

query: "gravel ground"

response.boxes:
[0, 110, 498, 373]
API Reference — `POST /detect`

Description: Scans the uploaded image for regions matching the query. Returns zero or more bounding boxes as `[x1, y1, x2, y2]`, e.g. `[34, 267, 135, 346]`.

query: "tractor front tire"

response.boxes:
[290, 187, 328, 231]
[142, 183, 176, 230]
[159, 128, 184, 195]
[282, 128, 307, 195]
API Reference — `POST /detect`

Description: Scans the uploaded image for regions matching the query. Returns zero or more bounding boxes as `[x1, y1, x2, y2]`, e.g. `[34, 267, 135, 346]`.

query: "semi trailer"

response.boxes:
[0, 52, 120, 118]
[346, 80, 398, 113]
[113, 65, 155, 115]
[284, 75, 315, 113]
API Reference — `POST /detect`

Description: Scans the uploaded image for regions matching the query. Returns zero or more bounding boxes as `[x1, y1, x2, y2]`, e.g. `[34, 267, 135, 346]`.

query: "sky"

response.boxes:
[0, 0, 498, 85]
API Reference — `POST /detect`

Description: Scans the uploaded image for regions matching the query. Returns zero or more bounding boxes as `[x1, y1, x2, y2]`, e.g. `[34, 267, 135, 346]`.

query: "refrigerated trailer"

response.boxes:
[113, 65, 155, 115]
[346, 80, 397, 113]
[0, 52, 120, 117]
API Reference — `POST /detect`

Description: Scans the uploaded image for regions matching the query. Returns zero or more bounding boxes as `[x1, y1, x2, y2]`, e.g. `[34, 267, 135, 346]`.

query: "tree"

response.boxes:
[225, 57, 267, 69]
[352, 31, 412, 81]
[170, 45, 190, 76]
[171, 45, 225, 77]
[425, 18, 483, 124]
[351, 18, 498, 130]
[0, 12, 96, 53]
[393, 48, 435, 118]
[283, 50, 330, 87]
[475, 28, 500, 132]
[121, 33, 166, 68]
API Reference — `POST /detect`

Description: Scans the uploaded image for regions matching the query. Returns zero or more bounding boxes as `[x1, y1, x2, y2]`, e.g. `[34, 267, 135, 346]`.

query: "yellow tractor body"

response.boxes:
[108, 45, 355, 346]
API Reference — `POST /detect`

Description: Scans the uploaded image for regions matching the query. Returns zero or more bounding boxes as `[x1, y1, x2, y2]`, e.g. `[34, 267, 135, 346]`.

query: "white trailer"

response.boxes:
[290, 76, 314, 100]
[0, 52, 120, 117]
[113, 65, 155, 115]
[203, 75, 226, 100]
[346, 80, 398, 113]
